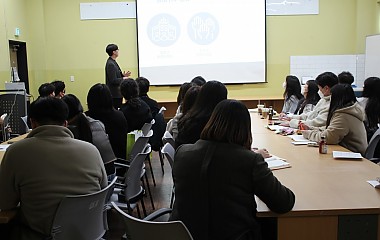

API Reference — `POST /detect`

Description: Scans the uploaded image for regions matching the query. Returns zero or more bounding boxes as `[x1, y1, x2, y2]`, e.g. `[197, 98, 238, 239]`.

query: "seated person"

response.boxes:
[190, 75, 206, 86]
[166, 82, 194, 136]
[38, 83, 55, 97]
[169, 85, 201, 139]
[136, 76, 160, 117]
[0, 97, 107, 239]
[62, 94, 116, 176]
[51, 80, 66, 99]
[301, 84, 368, 156]
[175, 80, 227, 148]
[295, 80, 320, 115]
[86, 83, 129, 160]
[282, 72, 338, 128]
[338, 71, 354, 85]
[170, 99, 295, 240]
[358, 77, 380, 157]
[281, 75, 304, 114]
[119, 78, 153, 133]
[135, 77, 166, 150]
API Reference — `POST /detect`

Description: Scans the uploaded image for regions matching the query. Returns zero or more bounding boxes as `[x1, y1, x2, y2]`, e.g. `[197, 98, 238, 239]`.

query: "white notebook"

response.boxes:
[332, 151, 362, 159]
[265, 155, 291, 170]
[288, 135, 310, 142]
[266, 125, 286, 131]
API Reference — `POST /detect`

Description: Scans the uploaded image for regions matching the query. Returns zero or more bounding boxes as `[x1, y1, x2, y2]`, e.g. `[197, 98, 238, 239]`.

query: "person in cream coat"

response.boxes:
[281, 72, 338, 129]
[301, 84, 368, 156]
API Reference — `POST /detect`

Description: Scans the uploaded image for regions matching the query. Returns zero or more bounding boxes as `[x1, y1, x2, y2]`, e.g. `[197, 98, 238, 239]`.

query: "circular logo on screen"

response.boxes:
[147, 14, 180, 47]
[188, 13, 219, 45]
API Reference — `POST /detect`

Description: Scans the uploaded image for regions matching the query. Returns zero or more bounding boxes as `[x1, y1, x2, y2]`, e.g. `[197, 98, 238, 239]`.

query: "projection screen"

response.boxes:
[136, 0, 266, 85]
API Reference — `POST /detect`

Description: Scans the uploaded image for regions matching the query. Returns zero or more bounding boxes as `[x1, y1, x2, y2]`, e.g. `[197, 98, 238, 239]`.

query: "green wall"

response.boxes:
[0, 0, 29, 82]
[1, 0, 379, 106]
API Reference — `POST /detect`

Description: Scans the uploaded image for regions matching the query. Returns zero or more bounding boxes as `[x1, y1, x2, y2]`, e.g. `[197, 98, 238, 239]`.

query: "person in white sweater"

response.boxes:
[281, 72, 338, 128]
[281, 75, 304, 114]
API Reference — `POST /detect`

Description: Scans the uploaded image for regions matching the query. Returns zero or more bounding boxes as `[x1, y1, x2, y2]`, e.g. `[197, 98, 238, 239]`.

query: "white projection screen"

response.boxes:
[136, 0, 266, 85]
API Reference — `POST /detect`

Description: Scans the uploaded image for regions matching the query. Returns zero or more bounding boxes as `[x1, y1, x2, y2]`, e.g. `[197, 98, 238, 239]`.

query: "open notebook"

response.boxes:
[265, 155, 291, 170]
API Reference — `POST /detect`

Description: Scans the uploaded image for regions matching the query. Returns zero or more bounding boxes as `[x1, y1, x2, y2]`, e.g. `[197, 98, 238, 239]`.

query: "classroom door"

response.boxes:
[8, 40, 30, 94]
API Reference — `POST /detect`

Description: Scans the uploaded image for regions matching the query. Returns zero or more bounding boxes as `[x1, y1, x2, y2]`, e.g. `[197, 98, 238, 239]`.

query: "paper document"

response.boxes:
[291, 141, 317, 145]
[332, 151, 362, 159]
[367, 180, 380, 189]
[288, 135, 310, 142]
[266, 125, 286, 131]
[265, 155, 291, 170]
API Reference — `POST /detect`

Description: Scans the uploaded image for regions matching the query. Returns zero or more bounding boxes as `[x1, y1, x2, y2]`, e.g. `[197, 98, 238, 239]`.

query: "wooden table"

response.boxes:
[250, 113, 380, 240]
[0, 134, 27, 223]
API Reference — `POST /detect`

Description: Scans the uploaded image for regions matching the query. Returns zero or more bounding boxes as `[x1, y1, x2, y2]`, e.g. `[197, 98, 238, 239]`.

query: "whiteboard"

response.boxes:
[266, 0, 319, 16]
[290, 54, 366, 86]
[365, 34, 380, 79]
[80, 2, 136, 20]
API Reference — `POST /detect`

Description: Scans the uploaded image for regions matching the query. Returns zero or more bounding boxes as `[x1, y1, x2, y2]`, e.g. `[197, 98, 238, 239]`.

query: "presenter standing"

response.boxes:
[105, 43, 131, 109]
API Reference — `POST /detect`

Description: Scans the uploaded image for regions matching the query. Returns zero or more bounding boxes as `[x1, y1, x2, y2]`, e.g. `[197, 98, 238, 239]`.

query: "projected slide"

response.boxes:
[136, 0, 266, 85]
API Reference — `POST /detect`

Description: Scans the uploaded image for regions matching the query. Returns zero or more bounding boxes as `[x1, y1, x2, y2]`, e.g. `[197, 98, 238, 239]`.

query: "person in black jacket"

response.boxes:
[119, 78, 153, 133]
[135, 77, 166, 150]
[105, 43, 131, 109]
[136, 76, 160, 117]
[170, 99, 295, 240]
[86, 83, 129, 160]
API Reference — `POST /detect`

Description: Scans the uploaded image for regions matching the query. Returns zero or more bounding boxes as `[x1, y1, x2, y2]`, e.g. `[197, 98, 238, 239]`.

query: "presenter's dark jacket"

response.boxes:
[120, 98, 153, 133]
[170, 140, 295, 240]
[105, 57, 123, 98]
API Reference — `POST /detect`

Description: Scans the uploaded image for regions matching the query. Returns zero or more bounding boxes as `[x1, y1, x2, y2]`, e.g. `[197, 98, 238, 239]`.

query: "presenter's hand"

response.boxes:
[123, 71, 131, 77]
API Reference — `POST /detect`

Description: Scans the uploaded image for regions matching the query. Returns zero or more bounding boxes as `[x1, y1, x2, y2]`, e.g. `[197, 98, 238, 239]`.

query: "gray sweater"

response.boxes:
[0, 125, 107, 236]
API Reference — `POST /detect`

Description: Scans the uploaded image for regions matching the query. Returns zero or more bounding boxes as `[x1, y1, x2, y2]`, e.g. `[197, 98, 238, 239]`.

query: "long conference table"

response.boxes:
[1, 116, 380, 239]
[250, 112, 380, 240]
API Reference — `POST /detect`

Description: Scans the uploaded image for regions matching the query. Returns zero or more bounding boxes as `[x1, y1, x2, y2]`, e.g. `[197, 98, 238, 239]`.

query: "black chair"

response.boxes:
[365, 128, 380, 163]
[111, 202, 194, 240]
[0, 92, 28, 136]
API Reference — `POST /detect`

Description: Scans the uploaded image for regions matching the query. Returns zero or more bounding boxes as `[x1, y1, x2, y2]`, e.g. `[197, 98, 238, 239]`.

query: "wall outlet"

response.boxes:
[70, 76, 75, 82]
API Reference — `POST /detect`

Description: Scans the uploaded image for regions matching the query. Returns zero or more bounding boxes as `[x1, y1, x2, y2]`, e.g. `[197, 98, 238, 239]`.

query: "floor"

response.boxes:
[104, 151, 173, 240]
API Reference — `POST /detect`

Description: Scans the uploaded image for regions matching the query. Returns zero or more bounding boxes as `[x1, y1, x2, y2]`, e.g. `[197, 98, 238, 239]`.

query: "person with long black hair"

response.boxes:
[295, 80, 321, 115]
[359, 77, 380, 157]
[86, 83, 128, 160]
[281, 75, 304, 114]
[175, 80, 227, 148]
[359, 77, 380, 139]
[301, 84, 367, 155]
[171, 99, 295, 240]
